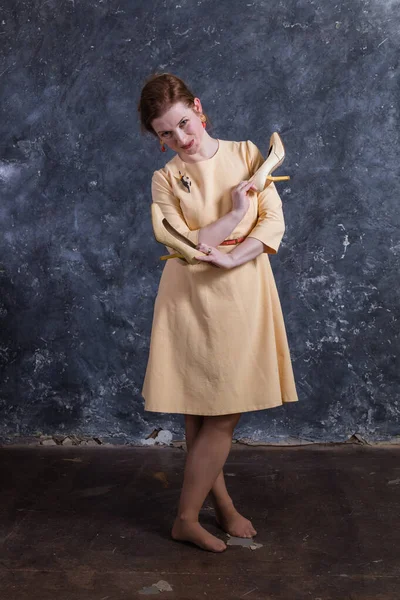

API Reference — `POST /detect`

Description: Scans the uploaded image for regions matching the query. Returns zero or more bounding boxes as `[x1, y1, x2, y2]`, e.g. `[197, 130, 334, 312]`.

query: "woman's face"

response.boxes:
[152, 98, 205, 156]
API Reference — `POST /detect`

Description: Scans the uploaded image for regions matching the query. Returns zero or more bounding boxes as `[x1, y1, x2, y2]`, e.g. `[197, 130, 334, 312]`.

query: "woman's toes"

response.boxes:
[249, 525, 257, 536]
[215, 539, 227, 552]
[172, 517, 227, 553]
[216, 507, 257, 539]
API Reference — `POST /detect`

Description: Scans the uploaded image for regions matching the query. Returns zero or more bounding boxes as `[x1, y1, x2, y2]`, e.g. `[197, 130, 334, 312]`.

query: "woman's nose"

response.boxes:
[175, 129, 187, 144]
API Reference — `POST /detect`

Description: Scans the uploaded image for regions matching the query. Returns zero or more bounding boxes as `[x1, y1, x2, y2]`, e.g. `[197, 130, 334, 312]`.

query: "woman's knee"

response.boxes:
[203, 413, 241, 435]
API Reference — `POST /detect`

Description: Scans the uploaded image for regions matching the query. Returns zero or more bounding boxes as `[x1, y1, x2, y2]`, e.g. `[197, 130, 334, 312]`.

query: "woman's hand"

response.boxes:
[231, 180, 257, 215]
[195, 244, 236, 269]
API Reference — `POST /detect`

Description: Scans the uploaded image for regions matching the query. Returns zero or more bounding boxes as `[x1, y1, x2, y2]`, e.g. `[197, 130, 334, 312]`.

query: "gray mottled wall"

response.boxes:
[0, 0, 399, 444]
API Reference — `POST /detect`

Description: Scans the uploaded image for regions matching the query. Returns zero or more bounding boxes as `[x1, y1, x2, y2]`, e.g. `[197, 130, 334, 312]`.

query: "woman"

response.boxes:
[138, 73, 298, 553]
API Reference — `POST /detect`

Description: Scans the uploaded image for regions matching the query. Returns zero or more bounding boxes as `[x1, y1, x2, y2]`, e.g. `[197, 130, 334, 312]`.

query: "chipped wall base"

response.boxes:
[1, 431, 400, 447]
[235, 433, 400, 446]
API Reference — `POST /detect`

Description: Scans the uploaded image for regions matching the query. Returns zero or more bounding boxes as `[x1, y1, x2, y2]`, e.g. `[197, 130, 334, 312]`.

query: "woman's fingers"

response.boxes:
[196, 243, 213, 253]
[237, 180, 257, 191]
[245, 180, 257, 190]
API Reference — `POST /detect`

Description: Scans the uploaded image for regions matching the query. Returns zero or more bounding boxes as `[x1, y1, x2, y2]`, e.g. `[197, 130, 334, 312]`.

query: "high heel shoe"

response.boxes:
[249, 132, 290, 192]
[151, 202, 207, 264]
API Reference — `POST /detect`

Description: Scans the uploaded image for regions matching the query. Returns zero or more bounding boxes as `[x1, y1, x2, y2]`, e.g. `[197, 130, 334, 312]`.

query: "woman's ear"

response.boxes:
[193, 97, 202, 113]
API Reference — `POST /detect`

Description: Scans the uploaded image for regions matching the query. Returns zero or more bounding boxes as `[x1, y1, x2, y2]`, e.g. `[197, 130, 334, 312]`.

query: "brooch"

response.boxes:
[174, 170, 192, 193]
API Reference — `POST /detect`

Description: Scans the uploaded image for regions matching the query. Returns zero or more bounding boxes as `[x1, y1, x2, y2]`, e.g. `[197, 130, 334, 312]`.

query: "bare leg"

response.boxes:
[172, 413, 241, 552]
[184, 415, 257, 538]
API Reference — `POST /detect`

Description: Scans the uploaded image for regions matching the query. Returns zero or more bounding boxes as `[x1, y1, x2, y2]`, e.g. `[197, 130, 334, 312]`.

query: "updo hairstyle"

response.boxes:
[138, 72, 211, 137]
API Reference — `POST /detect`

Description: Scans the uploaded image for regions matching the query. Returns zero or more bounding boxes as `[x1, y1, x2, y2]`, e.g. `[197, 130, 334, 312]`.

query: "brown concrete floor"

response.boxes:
[0, 443, 399, 600]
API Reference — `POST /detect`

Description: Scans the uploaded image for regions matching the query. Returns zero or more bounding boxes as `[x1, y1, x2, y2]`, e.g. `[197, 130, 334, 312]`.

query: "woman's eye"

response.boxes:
[162, 121, 187, 137]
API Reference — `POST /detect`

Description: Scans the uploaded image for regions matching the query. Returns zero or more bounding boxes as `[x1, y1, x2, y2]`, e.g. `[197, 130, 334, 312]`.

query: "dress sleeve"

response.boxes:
[151, 170, 200, 247]
[245, 140, 286, 254]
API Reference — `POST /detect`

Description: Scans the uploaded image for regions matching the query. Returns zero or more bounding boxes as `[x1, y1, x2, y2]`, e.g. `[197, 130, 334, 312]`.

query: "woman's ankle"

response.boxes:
[176, 512, 199, 523]
[211, 496, 235, 513]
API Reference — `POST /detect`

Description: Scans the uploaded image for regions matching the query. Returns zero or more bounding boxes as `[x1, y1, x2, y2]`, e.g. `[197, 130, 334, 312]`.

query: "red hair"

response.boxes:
[138, 72, 211, 137]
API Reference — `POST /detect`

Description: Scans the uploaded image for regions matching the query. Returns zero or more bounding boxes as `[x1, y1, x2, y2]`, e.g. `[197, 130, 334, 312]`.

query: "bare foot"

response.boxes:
[215, 504, 257, 538]
[171, 517, 227, 552]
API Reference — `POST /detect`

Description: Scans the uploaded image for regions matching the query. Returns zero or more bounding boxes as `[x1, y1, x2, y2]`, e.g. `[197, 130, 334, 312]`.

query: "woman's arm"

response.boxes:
[196, 181, 285, 269]
[198, 180, 257, 247]
[229, 237, 264, 267]
[197, 208, 246, 247]
[196, 236, 264, 269]
[198, 142, 287, 268]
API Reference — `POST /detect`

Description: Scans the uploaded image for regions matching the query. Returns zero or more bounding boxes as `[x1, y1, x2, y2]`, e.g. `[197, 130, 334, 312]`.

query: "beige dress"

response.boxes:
[141, 139, 298, 415]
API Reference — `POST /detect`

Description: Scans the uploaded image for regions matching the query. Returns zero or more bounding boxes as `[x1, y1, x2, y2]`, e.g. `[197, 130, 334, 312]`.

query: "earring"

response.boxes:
[159, 139, 166, 152]
[200, 114, 207, 129]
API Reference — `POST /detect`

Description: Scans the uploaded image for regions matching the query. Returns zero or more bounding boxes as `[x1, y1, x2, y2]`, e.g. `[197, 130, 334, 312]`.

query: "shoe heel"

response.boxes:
[160, 253, 184, 261]
[266, 175, 290, 182]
